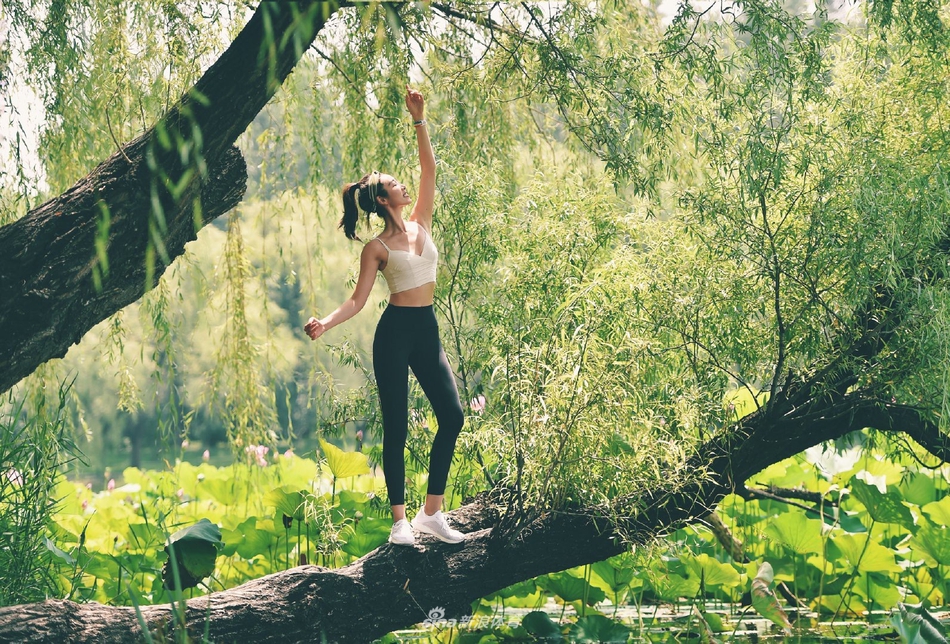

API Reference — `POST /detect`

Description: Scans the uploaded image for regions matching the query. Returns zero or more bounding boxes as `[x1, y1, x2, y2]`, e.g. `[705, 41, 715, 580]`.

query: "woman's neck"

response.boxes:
[383, 209, 407, 234]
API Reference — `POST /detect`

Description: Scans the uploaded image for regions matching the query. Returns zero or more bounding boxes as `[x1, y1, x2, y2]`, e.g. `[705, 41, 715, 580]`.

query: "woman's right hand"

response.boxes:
[304, 317, 326, 341]
[405, 85, 425, 121]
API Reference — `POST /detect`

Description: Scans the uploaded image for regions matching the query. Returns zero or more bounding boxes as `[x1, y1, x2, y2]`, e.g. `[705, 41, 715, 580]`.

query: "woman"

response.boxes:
[305, 87, 466, 546]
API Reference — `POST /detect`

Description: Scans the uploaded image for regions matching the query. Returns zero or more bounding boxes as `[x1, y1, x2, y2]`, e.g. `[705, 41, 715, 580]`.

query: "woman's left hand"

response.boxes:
[304, 316, 326, 341]
[405, 85, 425, 121]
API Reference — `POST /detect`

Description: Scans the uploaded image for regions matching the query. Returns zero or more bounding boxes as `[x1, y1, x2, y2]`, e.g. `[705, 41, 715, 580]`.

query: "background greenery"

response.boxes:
[3, 0, 950, 638]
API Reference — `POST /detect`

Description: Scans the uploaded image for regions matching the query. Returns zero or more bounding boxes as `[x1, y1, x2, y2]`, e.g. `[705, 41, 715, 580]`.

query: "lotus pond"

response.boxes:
[35, 433, 950, 642]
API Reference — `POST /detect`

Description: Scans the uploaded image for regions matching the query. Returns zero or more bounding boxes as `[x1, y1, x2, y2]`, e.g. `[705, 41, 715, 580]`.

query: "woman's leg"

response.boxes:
[373, 309, 412, 516]
[409, 325, 465, 513]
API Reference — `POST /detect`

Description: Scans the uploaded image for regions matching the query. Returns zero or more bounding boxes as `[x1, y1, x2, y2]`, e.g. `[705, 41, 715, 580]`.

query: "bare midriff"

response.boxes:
[387, 281, 435, 307]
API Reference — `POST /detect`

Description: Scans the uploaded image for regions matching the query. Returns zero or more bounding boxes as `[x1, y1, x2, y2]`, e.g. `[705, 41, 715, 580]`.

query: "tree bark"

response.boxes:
[0, 2, 340, 395]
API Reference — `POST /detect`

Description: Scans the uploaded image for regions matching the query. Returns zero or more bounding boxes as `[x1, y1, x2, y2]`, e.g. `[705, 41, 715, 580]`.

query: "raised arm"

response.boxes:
[305, 242, 383, 340]
[406, 86, 435, 231]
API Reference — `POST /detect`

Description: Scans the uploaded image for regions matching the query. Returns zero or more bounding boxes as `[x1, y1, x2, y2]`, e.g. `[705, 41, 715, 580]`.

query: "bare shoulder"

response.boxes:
[361, 238, 386, 262]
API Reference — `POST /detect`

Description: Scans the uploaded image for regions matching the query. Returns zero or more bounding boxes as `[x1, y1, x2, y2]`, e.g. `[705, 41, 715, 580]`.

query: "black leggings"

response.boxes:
[373, 304, 465, 506]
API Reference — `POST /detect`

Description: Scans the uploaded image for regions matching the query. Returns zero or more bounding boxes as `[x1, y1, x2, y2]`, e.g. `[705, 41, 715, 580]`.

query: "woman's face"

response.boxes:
[378, 174, 411, 210]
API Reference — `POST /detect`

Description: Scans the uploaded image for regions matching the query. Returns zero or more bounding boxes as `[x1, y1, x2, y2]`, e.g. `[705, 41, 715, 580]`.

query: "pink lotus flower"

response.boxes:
[181, 439, 189, 449]
[202, 449, 210, 462]
[107, 479, 115, 491]
[283, 449, 294, 459]
[81, 499, 89, 511]
[470, 395, 486, 414]
[176, 488, 184, 499]
[245, 444, 269, 467]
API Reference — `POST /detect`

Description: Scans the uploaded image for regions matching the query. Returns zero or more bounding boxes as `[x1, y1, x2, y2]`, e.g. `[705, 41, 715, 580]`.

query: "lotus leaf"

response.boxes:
[320, 438, 370, 480]
[764, 511, 824, 555]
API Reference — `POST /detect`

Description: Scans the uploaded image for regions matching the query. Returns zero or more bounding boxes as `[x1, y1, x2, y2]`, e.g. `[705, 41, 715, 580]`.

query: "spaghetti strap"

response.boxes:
[375, 237, 391, 252]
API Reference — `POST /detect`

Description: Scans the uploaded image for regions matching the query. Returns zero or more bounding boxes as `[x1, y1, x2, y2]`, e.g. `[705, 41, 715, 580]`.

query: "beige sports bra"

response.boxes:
[375, 225, 438, 294]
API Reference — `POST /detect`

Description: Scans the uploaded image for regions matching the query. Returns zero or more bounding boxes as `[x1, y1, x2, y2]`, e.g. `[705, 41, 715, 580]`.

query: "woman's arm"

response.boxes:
[406, 87, 435, 231]
[305, 242, 382, 340]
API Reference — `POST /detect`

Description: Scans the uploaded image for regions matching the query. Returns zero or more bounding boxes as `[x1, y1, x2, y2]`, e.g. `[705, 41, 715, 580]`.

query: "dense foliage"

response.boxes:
[3, 0, 950, 638]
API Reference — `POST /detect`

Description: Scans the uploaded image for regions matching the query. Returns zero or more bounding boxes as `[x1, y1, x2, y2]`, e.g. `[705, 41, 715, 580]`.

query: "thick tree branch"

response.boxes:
[864, 402, 950, 464]
[0, 2, 340, 395]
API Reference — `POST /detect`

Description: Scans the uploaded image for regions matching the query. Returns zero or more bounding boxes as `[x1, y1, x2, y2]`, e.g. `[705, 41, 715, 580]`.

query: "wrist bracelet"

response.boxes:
[413, 119, 427, 127]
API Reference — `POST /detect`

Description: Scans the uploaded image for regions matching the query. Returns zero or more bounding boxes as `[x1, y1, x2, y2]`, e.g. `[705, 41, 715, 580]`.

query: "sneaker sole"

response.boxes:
[412, 523, 465, 544]
[388, 537, 415, 546]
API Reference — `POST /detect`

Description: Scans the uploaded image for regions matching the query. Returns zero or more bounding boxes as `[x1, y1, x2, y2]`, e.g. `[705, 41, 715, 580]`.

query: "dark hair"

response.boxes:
[340, 172, 389, 241]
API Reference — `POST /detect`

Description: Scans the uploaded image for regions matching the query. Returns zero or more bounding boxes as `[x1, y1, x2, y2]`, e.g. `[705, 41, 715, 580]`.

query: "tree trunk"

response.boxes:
[0, 2, 340, 395]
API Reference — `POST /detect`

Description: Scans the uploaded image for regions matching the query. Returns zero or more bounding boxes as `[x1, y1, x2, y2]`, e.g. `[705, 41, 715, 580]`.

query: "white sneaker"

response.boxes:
[410, 507, 466, 543]
[389, 518, 415, 546]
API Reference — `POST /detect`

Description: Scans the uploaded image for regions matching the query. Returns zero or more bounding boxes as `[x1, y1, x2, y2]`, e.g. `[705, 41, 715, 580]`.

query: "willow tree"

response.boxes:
[3, 0, 950, 642]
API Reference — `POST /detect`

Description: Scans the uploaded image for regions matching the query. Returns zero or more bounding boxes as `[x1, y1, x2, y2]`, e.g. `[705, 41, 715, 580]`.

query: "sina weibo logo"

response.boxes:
[423, 607, 446, 625]
[422, 606, 512, 630]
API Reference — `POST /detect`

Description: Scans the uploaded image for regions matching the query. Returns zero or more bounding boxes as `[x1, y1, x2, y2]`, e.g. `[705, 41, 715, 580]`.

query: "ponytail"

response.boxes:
[340, 183, 362, 241]
[339, 171, 390, 241]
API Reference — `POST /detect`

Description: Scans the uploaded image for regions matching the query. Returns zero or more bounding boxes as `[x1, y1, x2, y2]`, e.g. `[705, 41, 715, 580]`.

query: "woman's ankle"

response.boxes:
[391, 504, 406, 521]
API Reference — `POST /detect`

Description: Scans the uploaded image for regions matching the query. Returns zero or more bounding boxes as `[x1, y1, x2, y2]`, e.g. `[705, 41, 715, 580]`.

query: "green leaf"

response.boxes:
[901, 473, 937, 507]
[763, 511, 825, 555]
[341, 517, 390, 558]
[684, 553, 741, 588]
[831, 533, 901, 573]
[647, 559, 700, 600]
[890, 602, 949, 644]
[909, 523, 950, 567]
[849, 477, 915, 527]
[537, 572, 605, 605]
[751, 562, 791, 633]
[568, 614, 631, 643]
[854, 573, 902, 610]
[266, 487, 308, 522]
[233, 516, 274, 560]
[166, 518, 224, 550]
[337, 490, 371, 509]
[922, 497, 950, 527]
[200, 474, 247, 506]
[127, 522, 165, 549]
[484, 579, 539, 602]
[521, 611, 561, 639]
[320, 438, 370, 480]
[591, 555, 641, 596]
[162, 518, 223, 590]
[164, 540, 216, 590]
[82, 551, 120, 579]
[702, 610, 727, 633]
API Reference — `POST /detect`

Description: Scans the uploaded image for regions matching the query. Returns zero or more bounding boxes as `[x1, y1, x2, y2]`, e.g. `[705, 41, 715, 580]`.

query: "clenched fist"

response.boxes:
[304, 317, 326, 341]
